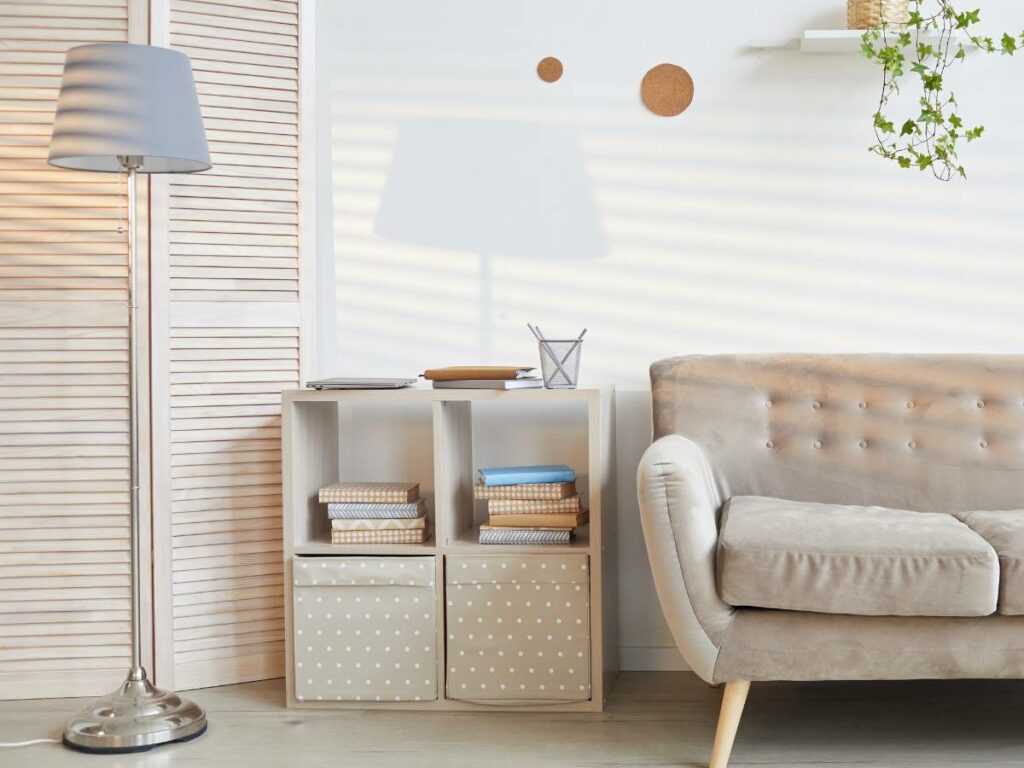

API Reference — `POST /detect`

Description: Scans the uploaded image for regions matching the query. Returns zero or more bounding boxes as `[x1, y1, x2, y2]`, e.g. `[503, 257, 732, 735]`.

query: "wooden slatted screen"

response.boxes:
[0, 1, 137, 699]
[152, 0, 301, 690]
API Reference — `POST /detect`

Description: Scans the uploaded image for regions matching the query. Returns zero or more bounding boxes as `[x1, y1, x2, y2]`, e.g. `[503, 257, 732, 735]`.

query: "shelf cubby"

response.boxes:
[283, 395, 435, 552]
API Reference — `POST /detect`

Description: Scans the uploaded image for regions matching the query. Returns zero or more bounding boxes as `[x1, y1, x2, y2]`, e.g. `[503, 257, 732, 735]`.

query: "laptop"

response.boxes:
[306, 377, 418, 390]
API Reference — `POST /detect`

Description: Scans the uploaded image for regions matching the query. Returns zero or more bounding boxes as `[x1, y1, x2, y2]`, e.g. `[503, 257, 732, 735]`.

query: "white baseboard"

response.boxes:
[618, 645, 689, 671]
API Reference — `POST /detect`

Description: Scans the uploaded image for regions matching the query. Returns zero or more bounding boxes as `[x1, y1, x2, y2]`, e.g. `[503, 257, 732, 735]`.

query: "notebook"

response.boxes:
[474, 482, 577, 501]
[327, 500, 426, 519]
[331, 516, 427, 531]
[488, 510, 588, 528]
[432, 379, 542, 390]
[306, 378, 416, 390]
[331, 528, 428, 545]
[319, 482, 420, 504]
[478, 526, 572, 545]
[422, 366, 534, 381]
[477, 465, 576, 487]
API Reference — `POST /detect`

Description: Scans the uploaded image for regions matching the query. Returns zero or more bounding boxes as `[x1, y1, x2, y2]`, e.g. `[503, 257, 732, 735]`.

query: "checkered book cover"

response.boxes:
[319, 482, 419, 504]
[487, 495, 582, 514]
[473, 481, 576, 501]
[327, 500, 425, 519]
[330, 528, 428, 544]
[477, 526, 572, 545]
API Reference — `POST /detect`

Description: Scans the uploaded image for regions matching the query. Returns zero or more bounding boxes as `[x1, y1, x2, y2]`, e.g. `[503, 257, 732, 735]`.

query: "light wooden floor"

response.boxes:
[0, 673, 1022, 767]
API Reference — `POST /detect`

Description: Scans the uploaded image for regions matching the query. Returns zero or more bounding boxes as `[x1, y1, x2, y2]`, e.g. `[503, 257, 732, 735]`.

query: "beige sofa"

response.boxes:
[636, 355, 1024, 768]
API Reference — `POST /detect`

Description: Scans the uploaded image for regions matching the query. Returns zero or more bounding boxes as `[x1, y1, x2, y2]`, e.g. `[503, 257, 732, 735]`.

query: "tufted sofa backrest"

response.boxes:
[650, 354, 1024, 513]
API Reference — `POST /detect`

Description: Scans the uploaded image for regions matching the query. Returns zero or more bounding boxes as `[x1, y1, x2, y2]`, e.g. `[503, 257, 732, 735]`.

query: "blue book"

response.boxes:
[477, 464, 576, 487]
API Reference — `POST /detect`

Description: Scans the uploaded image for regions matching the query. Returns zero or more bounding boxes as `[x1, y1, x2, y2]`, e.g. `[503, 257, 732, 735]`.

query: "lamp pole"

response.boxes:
[124, 158, 144, 680]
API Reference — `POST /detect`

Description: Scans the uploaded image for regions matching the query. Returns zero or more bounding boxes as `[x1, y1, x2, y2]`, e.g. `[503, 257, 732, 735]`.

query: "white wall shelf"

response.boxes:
[749, 29, 965, 54]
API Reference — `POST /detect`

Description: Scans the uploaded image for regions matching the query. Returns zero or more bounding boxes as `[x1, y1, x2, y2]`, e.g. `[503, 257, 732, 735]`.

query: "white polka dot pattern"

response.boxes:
[293, 556, 437, 702]
[446, 555, 590, 703]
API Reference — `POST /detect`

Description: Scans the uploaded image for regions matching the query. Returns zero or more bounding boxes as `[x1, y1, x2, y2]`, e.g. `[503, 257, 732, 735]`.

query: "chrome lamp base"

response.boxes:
[63, 669, 207, 754]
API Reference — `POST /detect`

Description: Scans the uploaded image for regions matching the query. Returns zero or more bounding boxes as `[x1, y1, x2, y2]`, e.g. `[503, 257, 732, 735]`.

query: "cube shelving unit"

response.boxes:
[282, 386, 617, 711]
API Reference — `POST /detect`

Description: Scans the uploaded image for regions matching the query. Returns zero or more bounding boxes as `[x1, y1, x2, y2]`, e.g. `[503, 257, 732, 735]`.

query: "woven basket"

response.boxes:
[848, 0, 910, 29]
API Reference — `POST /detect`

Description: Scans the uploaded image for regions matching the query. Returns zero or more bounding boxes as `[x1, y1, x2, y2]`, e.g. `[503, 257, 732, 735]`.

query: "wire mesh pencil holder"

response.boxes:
[538, 338, 583, 389]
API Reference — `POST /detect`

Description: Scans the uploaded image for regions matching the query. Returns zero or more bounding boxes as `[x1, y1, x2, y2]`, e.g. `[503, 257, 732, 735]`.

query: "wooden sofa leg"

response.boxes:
[709, 680, 750, 768]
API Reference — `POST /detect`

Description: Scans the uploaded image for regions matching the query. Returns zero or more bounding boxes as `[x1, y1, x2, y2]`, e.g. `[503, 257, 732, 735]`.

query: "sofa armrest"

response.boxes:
[637, 434, 736, 682]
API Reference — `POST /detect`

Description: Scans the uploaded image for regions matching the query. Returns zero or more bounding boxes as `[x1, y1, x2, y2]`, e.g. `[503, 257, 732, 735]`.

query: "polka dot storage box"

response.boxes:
[292, 556, 437, 702]
[446, 554, 590, 704]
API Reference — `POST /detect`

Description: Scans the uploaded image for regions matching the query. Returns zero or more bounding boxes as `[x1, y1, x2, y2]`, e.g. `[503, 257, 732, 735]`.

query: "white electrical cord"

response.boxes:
[0, 738, 60, 748]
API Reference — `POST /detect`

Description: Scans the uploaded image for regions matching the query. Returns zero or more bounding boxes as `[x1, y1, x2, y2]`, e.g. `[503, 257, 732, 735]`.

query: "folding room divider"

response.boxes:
[0, 0, 314, 699]
[148, 0, 314, 693]
[0, 0, 146, 701]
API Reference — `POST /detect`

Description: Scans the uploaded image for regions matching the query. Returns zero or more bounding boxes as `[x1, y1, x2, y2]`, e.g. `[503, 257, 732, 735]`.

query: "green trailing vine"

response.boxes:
[861, 1, 1021, 180]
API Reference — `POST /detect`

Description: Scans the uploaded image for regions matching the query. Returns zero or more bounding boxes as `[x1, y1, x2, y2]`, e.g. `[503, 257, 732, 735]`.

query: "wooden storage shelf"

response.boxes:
[282, 385, 617, 712]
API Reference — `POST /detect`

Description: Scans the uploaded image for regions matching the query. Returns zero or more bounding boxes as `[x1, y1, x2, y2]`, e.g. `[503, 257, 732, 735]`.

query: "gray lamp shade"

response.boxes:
[48, 43, 210, 174]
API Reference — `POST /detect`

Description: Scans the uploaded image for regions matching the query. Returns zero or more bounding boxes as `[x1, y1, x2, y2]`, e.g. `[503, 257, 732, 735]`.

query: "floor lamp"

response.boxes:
[47, 43, 211, 753]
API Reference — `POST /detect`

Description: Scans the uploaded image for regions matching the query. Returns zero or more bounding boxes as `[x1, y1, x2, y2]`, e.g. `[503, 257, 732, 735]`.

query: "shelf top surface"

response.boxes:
[284, 384, 613, 403]
[294, 539, 437, 557]
[292, 528, 591, 557]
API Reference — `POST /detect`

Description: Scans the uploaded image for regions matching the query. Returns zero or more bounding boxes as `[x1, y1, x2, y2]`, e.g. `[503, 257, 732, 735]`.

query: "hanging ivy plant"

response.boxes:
[861, 1, 1020, 180]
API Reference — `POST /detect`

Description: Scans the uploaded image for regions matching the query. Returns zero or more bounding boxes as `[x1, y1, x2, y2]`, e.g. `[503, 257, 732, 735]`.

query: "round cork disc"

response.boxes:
[641, 63, 694, 117]
[537, 56, 563, 83]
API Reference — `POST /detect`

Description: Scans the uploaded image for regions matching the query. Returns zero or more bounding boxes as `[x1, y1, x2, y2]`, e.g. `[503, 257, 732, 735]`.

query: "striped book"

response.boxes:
[488, 495, 581, 515]
[319, 482, 419, 504]
[331, 516, 427, 531]
[474, 482, 576, 501]
[478, 525, 572, 545]
[331, 528, 428, 545]
[488, 510, 588, 529]
[327, 500, 425, 519]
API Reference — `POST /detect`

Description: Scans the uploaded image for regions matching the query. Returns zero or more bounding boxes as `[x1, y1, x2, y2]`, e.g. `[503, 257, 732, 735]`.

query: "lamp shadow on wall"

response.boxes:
[371, 118, 607, 359]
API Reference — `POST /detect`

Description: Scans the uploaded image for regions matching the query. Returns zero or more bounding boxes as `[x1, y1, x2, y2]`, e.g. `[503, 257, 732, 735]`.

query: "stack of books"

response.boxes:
[319, 481, 428, 544]
[423, 366, 542, 390]
[474, 465, 585, 545]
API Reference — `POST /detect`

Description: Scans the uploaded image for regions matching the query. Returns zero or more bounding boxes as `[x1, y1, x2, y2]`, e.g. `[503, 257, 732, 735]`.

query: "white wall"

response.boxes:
[316, 0, 1024, 669]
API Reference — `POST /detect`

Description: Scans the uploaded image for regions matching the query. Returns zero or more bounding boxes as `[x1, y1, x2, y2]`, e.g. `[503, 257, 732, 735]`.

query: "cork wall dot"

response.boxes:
[537, 56, 563, 83]
[641, 63, 694, 117]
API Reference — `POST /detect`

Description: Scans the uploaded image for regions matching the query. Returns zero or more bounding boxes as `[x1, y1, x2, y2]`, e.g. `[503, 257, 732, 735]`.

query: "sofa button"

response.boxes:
[765, 400, 773, 408]
[979, 440, 988, 448]
[812, 440, 822, 449]
[765, 441, 774, 449]
[906, 401, 914, 409]
[977, 400, 985, 408]
[858, 401, 867, 409]
[908, 440, 917, 449]
[811, 401, 821, 410]
[858, 440, 868, 449]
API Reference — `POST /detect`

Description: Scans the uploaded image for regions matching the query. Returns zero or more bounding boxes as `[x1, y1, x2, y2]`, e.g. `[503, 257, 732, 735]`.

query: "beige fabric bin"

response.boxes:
[292, 556, 437, 702]
[446, 554, 591, 704]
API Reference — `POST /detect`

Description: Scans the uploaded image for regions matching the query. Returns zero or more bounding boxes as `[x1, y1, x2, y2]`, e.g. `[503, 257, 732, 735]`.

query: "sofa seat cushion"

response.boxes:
[717, 496, 999, 617]
[957, 511, 1024, 616]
